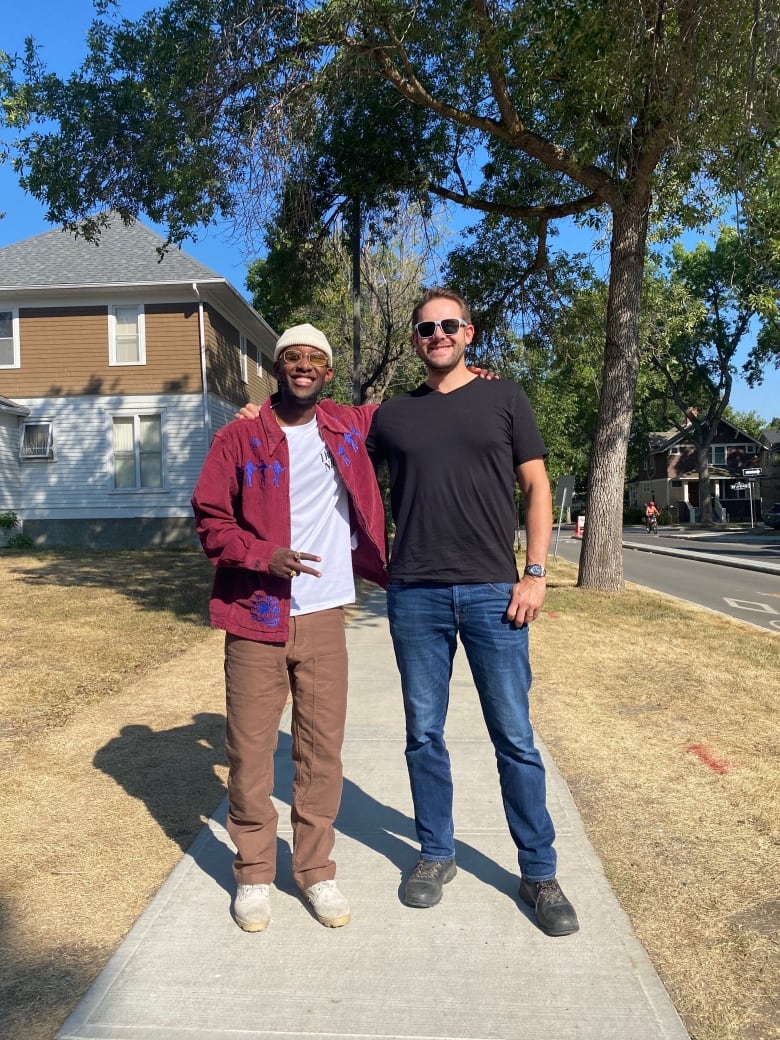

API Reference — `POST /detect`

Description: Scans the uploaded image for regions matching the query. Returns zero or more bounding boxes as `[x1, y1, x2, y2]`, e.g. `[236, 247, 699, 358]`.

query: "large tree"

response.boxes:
[2, 0, 778, 589]
[644, 229, 780, 520]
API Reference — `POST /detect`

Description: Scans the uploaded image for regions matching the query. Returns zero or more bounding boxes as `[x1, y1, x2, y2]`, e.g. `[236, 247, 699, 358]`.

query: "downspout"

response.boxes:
[193, 283, 211, 441]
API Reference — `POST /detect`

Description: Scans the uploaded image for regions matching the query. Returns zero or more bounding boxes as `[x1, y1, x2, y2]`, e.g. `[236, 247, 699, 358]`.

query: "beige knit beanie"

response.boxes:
[273, 323, 333, 365]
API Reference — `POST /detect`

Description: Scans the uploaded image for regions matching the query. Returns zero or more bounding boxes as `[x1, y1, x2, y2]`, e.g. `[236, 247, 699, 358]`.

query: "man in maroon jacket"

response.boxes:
[192, 323, 387, 932]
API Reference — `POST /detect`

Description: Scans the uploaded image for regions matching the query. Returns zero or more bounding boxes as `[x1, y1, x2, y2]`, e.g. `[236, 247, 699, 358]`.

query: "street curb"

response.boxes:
[621, 539, 780, 576]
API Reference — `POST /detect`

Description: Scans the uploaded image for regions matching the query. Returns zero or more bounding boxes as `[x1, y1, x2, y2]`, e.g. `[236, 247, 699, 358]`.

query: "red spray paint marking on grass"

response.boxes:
[687, 743, 730, 775]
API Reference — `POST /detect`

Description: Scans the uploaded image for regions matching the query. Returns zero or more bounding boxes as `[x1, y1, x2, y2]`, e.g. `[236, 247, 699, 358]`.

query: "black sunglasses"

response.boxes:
[413, 318, 468, 338]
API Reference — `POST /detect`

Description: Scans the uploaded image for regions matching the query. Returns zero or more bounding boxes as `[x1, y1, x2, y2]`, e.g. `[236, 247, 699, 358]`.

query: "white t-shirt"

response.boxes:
[284, 417, 355, 616]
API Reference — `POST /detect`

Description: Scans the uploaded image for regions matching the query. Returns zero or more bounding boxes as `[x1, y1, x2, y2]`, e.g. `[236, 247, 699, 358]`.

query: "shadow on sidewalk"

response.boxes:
[93, 703, 524, 912]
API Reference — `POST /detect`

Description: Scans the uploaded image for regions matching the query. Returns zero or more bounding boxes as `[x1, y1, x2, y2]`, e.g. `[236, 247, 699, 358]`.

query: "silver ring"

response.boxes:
[293, 552, 301, 562]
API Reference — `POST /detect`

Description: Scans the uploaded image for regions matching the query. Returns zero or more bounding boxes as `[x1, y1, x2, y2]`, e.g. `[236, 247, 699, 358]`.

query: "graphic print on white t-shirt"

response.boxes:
[284, 417, 355, 615]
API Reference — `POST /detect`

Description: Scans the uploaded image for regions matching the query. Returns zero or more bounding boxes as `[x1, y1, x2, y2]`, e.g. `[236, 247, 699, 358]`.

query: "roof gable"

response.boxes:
[0, 216, 223, 289]
[648, 416, 764, 454]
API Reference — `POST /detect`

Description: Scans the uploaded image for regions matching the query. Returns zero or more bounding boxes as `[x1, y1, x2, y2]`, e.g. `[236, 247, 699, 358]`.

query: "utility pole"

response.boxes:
[351, 195, 361, 404]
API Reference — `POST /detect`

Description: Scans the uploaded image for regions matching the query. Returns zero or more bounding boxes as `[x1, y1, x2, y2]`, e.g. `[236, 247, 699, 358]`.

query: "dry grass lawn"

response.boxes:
[0, 548, 778, 1040]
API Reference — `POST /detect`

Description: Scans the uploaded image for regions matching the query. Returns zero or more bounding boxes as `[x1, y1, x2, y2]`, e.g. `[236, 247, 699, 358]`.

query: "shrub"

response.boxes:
[6, 533, 34, 550]
[0, 510, 20, 531]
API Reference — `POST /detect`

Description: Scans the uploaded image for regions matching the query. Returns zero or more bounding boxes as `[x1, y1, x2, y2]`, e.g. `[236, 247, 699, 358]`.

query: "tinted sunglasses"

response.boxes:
[279, 348, 330, 367]
[413, 318, 468, 338]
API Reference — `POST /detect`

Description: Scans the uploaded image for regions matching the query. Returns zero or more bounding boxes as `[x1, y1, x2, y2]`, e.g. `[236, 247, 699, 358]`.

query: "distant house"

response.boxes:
[628, 416, 765, 523]
[0, 217, 277, 548]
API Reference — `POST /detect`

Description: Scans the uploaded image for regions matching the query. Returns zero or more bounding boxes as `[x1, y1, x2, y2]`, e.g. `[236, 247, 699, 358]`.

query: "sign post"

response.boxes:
[742, 468, 762, 529]
[553, 475, 576, 560]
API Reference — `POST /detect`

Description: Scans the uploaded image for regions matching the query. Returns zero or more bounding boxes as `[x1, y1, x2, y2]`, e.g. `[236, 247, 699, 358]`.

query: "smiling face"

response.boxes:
[274, 348, 334, 410]
[412, 296, 474, 375]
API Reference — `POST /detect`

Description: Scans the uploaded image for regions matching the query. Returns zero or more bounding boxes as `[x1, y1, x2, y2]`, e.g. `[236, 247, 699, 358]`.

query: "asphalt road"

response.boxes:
[551, 527, 780, 633]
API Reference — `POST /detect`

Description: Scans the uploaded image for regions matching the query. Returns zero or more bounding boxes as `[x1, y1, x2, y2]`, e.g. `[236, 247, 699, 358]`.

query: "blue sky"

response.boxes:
[2, 0, 777, 422]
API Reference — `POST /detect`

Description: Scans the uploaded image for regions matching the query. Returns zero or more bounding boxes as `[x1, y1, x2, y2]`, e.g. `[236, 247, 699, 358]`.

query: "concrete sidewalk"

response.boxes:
[57, 586, 689, 1040]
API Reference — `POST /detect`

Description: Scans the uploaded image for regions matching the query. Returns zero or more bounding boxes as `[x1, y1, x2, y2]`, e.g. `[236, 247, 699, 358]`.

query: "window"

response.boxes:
[20, 421, 54, 460]
[708, 445, 726, 465]
[746, 444, 757, 455]
[109, 305, 146, 365]
[240, 335, 248, 383]
[112, 414, 163, 490]
[669, 445, 681, 455]
[0, 309, 20, 368]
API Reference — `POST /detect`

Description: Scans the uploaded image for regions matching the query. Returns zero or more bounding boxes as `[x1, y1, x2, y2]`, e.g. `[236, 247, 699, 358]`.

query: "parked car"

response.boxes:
[765, 503, 780, 530]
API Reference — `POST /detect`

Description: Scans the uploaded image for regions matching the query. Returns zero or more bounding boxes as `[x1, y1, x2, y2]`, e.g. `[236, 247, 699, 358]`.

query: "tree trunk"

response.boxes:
[697, 446, 713, 522]
[578, 200, 649, 592]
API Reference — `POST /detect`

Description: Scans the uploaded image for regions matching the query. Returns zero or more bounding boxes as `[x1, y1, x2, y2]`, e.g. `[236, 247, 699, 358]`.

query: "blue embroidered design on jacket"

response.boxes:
[272, 460, 285, 486]
[250, 592, 281, 627]
[344, 427, 362, 451]
[250, 436, 261, 452]
[244, 460, 257, 487]
[337, 445, 352, 466]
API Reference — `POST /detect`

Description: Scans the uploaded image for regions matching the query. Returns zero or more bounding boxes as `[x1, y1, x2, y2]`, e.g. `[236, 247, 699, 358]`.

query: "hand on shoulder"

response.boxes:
[236, 402, 261, 420]
[467, 366, 499, 380]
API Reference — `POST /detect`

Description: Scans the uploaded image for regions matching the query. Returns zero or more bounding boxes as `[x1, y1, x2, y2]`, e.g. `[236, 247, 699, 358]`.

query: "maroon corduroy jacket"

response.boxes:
[191, 396, 387, 642]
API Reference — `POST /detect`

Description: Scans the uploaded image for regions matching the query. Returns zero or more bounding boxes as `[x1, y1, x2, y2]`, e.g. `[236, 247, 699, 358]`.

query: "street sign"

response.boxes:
[554, 475, 576, 509]
[742, 467, 762, 477]
[731, 482, 749, 490]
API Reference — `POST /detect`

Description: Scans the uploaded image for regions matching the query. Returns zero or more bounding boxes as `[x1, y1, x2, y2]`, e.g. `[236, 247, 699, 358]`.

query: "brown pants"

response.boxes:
[224, 607, 349, 889]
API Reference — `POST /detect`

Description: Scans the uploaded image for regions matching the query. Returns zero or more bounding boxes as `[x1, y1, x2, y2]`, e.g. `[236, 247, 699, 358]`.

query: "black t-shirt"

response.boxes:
[367, 378, 547, 583]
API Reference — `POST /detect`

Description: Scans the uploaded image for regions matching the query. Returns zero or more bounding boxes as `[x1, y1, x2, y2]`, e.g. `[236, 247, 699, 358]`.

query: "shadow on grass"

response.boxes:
[0, 894, 107, 1040]
[4, 548, 214, 622]
[93, 711, 229, 852]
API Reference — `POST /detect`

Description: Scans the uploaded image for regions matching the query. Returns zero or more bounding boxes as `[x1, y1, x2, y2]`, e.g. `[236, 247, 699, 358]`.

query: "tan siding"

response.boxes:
[0, 304, 203, 398]
[144, 304, 202, 394]
[206, 307, 240, 402]
[247, 337, 276, 404]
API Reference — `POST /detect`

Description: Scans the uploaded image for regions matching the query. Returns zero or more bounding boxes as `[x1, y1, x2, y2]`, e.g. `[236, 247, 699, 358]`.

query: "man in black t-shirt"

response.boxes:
[367, 287, 578, 937]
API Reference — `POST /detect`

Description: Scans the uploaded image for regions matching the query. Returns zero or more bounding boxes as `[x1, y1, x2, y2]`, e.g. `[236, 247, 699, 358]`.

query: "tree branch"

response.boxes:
[427, 184, 601, 222]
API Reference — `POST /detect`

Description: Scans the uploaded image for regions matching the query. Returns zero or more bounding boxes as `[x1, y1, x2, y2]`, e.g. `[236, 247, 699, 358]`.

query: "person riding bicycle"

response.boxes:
[645, 500, 660, 532]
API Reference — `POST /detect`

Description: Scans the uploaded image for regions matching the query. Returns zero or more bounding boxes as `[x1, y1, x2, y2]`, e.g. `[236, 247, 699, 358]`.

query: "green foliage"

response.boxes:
[4, 533, 34, 550]
[722, 408, 771, 439]
[248, 209, 431, 403]
[3, 2, 775, 246]
[0, 510, 20, 531]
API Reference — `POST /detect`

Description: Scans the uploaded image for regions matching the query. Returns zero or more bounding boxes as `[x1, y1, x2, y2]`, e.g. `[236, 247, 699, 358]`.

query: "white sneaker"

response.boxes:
[304, 879, 351, 927]
[234, 883, 271, 932]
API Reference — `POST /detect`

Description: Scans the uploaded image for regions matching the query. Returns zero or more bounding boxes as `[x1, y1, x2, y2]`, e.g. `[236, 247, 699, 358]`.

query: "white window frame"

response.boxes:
[109, 304, 146, 366]
[240, 334, 249, 383]
[109, 411, 165, 492]
[745, 444, 757, 455]
[0, 307, 20, 369]
[668, 445, 681, 455]
[20, 420, 55, 461]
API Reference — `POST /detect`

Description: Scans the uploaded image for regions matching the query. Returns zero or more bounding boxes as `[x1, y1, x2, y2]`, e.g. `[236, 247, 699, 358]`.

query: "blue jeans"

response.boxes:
[387, 581, 557, 881]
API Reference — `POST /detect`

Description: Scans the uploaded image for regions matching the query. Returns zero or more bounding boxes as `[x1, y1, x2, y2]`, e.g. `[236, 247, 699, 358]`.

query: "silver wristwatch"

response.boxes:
[523, 564, 547, 578]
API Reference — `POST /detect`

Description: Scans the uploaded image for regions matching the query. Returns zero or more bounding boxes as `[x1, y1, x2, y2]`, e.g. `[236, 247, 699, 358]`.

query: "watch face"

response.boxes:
[525, 564, 546, 577]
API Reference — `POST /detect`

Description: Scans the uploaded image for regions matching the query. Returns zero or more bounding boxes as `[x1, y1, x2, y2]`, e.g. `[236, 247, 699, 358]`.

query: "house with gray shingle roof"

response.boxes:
[0, 216, 278, 547]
